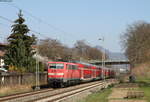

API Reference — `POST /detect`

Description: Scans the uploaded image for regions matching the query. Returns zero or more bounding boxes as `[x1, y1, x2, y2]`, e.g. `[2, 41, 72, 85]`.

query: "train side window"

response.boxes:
[49, 63, 64, 69]
[67, 65, 72, 70]
[72, 65, 78, 70]
[67, 65, 77, 70]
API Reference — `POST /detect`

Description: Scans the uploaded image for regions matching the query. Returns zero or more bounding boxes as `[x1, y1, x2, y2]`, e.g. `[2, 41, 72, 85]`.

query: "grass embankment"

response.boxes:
[136, 77, 150, 102]
[140, 86, 150, 102]
[131, 62, 150, 101]
[80, 88, 112, 102]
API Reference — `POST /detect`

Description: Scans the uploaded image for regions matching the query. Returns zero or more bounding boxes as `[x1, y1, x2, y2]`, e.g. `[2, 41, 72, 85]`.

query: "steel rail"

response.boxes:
[0, 79, 116, 102]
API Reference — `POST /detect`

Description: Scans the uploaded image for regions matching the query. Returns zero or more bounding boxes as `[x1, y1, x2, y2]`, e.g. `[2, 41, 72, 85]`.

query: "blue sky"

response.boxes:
[0, 0, 150, 52]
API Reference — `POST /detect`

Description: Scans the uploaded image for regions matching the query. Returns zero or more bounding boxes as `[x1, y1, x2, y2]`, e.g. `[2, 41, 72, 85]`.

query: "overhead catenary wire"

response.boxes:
[8, 3, 59, 36]
[0, 23, 11, 28]
[0, 23, 9, 31]
[0, 16, 13, 23]
[7, 3, 76, 38]
[2, 3, 80, 46]
[4, 3, 69, 45]
[0, 15, 49, 39]
[0, 23, 48, 39]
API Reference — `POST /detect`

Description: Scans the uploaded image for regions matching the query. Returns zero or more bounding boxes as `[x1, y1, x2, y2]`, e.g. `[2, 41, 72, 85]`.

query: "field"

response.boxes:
[80, 76, 150, 102]
[80, 88, 112, 102]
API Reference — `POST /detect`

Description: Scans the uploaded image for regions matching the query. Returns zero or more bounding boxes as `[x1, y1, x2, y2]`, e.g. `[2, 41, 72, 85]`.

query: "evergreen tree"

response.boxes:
[4, 10, 36, 72]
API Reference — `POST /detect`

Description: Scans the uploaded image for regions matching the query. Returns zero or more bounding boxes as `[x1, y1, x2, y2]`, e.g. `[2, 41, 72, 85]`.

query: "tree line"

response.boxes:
[38, 39, 105, 62]
[121, 21, 150, 66]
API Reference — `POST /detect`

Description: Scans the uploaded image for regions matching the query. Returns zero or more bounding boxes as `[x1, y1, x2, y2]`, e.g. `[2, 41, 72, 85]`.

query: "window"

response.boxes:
[49, 63, 64, 69]
[67, 64, 77, 70]
[72, 65, 78, 70]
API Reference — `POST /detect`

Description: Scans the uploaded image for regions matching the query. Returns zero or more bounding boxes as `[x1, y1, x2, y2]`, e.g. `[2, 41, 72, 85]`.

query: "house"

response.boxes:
[0, 43, 48, 68]
[0, 51, 5, 67]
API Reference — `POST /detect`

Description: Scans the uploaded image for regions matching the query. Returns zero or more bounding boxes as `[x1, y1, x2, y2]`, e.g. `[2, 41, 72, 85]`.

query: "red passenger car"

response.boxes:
[47, 61, 115, 87]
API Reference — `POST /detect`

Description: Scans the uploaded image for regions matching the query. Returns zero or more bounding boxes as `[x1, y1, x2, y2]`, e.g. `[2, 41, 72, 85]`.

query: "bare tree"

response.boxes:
[121, 21, 150, 66]
[38, 38, 72, 61]
[38, 39, 105, 62]
[73, 40, 103, 61]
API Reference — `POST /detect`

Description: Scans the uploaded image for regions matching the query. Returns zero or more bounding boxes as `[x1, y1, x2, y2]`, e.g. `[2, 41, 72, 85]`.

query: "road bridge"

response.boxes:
[90, 60, 130, 65]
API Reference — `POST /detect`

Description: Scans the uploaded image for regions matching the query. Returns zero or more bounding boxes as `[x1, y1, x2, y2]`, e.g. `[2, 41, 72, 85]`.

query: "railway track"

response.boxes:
[0, 88, 54, 102]
[37, 81, 108, 102]
[0, 79, 116, 102]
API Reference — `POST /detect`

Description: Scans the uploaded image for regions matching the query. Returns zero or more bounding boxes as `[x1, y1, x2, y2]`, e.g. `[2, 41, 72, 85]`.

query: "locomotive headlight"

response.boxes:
[56, 73, 64, 75]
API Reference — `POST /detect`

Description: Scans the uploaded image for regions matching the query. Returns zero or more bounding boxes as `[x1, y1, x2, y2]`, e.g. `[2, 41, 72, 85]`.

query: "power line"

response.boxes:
[30, 29, 50, 38]
[2, 3, 78, 45]
[0, 23, 11, 28]
[7, 3, 72, 42]
[8, 3, 75, 37]
[8, 3, 42, 22]
[0, 16, 13, 23]
[0, 15, 49, 39]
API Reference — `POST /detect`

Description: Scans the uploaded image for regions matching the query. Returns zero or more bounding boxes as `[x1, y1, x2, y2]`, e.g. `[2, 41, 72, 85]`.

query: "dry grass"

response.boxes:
[108, 88, 128, 99]
[109, 100, 146, 102]
[0, 85, 33, 97]
[132, 62, 150, 78]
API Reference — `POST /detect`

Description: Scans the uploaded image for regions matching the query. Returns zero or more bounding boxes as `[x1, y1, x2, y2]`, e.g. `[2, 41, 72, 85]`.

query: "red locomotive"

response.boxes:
[47, 61, 115, 87]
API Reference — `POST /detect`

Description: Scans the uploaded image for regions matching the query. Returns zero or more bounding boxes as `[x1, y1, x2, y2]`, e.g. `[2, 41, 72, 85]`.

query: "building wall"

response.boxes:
[0, 72, 47, 87]
[0, 58, 4, 67]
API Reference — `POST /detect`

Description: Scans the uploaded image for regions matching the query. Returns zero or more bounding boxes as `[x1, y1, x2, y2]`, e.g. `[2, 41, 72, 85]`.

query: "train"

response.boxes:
[47, 61, 115, 87]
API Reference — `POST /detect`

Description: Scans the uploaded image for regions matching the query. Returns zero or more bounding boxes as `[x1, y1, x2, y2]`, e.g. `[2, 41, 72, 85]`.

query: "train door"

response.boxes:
[66, 64, 79, 84]
[78, 64, 84, 80]
[92, 66, 96, 79]
[94, 67, 96, 79]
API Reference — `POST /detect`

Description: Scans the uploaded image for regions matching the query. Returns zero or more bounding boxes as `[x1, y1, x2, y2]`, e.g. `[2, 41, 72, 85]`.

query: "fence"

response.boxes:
[0, 72, 47, 87]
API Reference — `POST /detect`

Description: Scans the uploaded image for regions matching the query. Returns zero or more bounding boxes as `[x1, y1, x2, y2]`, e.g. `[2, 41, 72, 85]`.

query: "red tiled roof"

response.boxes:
[31, 45, 37, 49]
[0, 43, 8, 46]
[0, 51, 5, 57]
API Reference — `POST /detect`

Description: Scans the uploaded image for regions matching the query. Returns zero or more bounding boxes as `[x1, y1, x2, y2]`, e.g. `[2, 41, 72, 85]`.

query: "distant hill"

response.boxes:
[108, 52, 128, 60]
[95, 45, 128, 60]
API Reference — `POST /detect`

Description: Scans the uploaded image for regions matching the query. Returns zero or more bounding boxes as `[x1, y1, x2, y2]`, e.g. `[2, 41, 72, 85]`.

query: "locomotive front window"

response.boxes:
[49, 63, 64, 69]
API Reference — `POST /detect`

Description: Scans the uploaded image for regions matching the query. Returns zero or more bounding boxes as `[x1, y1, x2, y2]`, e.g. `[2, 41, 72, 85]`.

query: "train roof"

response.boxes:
[48, 61, 77, 65]
[47, 61, 115, 70]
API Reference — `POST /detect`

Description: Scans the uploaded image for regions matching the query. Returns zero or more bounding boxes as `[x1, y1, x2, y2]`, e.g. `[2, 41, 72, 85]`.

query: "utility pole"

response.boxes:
[35, 44, 40, 90]
[98, 37, 105, 80]
[35, 18, 41, 90]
